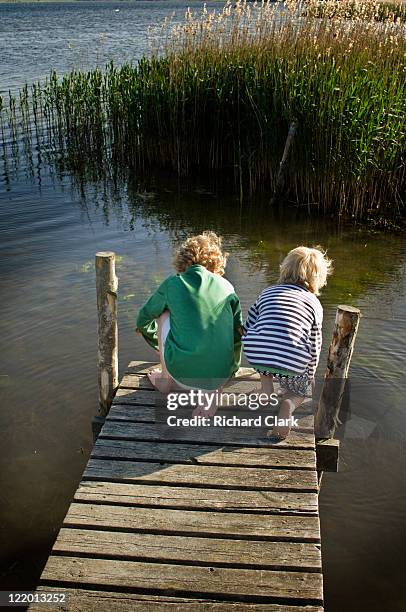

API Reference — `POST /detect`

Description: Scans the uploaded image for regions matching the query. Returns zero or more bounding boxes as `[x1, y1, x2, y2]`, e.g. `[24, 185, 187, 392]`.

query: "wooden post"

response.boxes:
[315, 305, 361, 440]
[270, 118, 298, 206]
[96, 251, 118, 417]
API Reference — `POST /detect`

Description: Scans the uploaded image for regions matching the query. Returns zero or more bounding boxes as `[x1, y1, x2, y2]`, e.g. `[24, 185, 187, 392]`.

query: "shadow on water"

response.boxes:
[1, 57, 406, 612]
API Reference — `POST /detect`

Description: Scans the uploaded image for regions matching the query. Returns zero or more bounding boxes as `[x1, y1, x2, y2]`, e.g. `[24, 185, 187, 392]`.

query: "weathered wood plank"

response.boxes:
[109, 404, 155, 421]
[113, 388, 156, 406]
[75, 481, 319, 514]
[53, 528, 322, 571]
[125, 360, 156, 374]
[31, 587, 324, 611]
[119, 371, 279, 394]
[64, 503, 320, 542]
[91, 439, 316, 469]
[99, 421, 315, 449]
[114, 386, 266, 408]
[39, 556, 323, 603]
[114, 385, 284, 406]
[119, 374, 260, 392]
[125, 362, 261, 381]
[108, 403, 314, 431]
[83, 458, 318, 491]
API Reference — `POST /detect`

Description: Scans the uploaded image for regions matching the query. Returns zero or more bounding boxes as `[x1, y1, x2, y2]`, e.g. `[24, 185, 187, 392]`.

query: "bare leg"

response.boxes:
[271, 393, 305, 440]
[260, 374, 274, 395]
[147, 311, 174, 394]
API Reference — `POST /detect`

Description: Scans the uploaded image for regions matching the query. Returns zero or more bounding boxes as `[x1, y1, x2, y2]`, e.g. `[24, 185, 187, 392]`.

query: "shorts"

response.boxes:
[252, 365, 311, 398]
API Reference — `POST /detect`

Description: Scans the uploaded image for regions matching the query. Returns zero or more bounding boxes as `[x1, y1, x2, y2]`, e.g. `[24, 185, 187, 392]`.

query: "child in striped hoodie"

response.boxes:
[242, 246, 333, 439]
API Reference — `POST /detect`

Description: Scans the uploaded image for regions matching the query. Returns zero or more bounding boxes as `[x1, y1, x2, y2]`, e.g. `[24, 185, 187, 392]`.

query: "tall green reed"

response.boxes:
[0, 0, 404, 221]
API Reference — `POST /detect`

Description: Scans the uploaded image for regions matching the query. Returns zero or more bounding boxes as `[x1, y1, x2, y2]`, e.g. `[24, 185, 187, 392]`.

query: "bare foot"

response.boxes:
[192, 403, 218, 418]
[270, 398, 295, 440]
[192, 391, 219, 418]
[147, 368, 173, 394]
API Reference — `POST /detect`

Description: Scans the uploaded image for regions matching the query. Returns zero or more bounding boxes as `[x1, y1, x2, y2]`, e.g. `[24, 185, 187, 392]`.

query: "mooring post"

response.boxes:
[315, 305, 361, 474]
[270, 118, 298, 206]
[95, 251, 118, 419]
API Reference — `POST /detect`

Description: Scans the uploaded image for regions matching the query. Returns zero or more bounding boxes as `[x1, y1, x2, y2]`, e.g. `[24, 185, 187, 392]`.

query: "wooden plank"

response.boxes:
[113, 388, 156, 406]
[119, 374, 264, 395]
[63, 503, 320, 542]
[53, 528, 322, 571]
[114, 386, 264, 407]
[108, 403, 314, 431]
[119, 372, 314, 405]
[126, 360, 156, 373]
[109, 404, 155, 421]
[113, 386, 304, 405]
[91, 439, 316, 469]
[38, 556, 323, 604]
[121, 365, 313, 402]
[75, 481, 319, 514]
[99, 421, 316, 449]
[31, 587, 324, 611]
[83, 459, 318, 491]
[125, 362, 261, 380]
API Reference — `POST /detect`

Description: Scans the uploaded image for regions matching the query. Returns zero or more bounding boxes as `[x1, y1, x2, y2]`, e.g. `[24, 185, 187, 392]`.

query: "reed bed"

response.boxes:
[302, 0, 406, 21]
[1, 0, 405, 220]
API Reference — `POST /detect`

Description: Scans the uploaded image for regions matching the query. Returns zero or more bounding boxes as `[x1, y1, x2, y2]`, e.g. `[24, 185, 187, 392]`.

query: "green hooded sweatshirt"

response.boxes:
[136, 264, 242, 389]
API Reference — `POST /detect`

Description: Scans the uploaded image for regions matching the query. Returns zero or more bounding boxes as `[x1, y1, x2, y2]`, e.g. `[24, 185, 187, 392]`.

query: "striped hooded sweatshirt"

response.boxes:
[242, 283, 323, 379]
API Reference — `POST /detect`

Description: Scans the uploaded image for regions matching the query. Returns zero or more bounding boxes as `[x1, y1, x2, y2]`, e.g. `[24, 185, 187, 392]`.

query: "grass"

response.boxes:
[302, 0, 406, 21]
[1, 0, 405, 221]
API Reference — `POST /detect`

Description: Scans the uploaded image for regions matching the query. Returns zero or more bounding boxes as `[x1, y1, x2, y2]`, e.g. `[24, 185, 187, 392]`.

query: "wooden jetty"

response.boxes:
[30, 251, 360, 611]
[31, 361, 324, 611]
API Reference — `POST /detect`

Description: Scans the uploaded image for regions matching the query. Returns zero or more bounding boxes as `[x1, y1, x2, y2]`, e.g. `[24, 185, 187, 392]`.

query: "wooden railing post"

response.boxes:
[315, 305, 361, 440]
[95, 251, 118, 417]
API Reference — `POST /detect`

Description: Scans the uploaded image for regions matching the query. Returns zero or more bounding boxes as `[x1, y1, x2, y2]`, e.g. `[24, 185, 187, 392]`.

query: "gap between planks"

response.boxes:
[90, 438, 316, 470]
[30, 587, 324, 612]
[50, 528, 322, 572]
[98, 423, 316, 451]
[82, 458, 318, 493]
[37, 556, 323, 605]
[62, 503, 320, 543]
[74, 481, 319, 515]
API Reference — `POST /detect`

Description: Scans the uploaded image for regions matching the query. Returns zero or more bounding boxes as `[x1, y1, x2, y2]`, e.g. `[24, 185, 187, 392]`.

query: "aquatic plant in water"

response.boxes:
[0, 0, 405, 221]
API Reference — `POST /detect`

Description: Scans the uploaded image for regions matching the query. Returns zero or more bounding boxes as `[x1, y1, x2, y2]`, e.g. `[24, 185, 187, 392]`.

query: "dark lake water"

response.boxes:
[1, 2, 406, 610]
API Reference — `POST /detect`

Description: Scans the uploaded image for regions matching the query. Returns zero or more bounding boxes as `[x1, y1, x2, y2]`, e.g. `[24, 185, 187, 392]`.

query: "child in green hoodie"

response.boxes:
[136, 231, 243, 408]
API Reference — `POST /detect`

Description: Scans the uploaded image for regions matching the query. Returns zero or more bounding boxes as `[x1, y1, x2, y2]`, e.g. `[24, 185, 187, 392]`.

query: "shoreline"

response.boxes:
[0, 0, 404, 4]
[0, 0, 226, 4]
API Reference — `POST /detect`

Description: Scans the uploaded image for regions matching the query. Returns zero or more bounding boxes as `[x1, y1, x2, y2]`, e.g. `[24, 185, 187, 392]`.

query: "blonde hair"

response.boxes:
[173, 231, 229, 275]
[279, 246, 333, 295]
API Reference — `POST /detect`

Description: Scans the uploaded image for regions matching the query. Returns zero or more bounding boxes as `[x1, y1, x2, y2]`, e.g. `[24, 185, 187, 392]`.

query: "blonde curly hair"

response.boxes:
[279, 246, 333, 295]
[173, 231, 229, 275]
